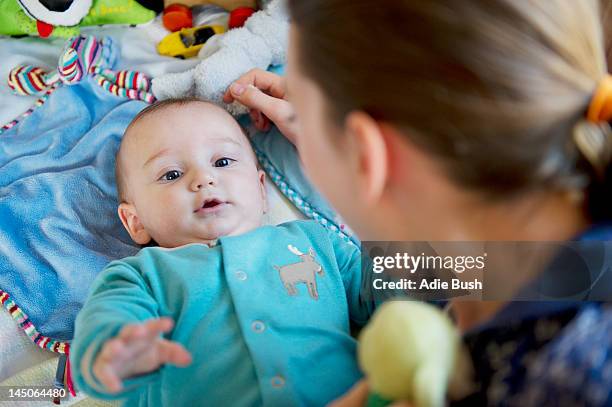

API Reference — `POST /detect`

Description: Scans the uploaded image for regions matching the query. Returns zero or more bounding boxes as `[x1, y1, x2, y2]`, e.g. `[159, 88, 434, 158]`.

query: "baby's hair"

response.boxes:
[125, 97, 205, 135]
[115, 97, 258, 203]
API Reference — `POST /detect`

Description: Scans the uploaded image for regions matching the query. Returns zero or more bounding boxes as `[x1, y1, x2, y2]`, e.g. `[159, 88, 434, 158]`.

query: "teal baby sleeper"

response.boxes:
[71, 220, 373, 406]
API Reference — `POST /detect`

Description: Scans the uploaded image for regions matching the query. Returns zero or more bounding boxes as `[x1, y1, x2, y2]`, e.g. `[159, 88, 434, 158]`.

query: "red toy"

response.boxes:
[163, 4, 193, 32]
[228, 6, 255, 29]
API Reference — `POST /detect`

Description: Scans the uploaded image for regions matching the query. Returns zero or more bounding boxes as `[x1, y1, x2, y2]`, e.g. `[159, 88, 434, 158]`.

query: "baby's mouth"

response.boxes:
[194, 198, 227, 214]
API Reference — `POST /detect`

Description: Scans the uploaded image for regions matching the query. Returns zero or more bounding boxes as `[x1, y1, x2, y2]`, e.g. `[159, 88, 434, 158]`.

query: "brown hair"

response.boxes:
[289, 0, 612, 221]
[603, 0, 612, 68]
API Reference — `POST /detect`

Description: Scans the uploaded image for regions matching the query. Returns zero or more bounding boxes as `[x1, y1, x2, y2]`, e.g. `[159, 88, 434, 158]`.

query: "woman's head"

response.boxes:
[287, 0, 612, 240]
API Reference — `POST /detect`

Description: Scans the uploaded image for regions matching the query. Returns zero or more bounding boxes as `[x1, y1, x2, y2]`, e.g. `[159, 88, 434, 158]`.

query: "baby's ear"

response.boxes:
[118, 203, 151, 245]
[258, 169, 268, 214]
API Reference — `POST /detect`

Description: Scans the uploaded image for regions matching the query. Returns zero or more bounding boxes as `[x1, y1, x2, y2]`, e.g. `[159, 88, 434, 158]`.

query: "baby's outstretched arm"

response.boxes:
[71, 260, 190, 400]
[93, 318, 192, 393]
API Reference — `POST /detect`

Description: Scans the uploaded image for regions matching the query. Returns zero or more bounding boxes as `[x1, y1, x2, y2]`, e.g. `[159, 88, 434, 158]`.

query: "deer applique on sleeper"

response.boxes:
[274, 245, 325, 300]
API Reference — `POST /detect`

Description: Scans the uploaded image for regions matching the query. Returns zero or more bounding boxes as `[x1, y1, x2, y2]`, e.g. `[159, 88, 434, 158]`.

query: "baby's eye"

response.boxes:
[214, 158, 236, 168]
[159, 170, 183, 182]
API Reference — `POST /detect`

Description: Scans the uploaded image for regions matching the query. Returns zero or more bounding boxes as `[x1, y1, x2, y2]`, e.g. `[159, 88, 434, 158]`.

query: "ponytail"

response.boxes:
[579, 122, 612, 221]
[579, 69, 612, 221]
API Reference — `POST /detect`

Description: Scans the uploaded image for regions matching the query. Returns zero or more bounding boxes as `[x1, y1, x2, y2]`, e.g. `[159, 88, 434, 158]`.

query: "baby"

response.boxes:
[71, 99, 373, 407]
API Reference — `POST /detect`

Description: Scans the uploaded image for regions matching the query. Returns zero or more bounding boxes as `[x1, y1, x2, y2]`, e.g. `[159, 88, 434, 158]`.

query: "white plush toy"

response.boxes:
[359, 301, 475, 407]
[152, 0, 289, 115]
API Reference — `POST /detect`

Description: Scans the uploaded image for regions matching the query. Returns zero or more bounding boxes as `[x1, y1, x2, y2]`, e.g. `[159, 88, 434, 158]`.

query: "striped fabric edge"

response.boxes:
[0, 84, 59, 135]
[0, 74, 156, 351]
[253, 146, 358, 249]
[0, 288, 70, 354]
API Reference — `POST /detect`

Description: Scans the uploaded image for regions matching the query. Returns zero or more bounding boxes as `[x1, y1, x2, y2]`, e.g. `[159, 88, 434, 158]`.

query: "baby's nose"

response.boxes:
[191, 173, 215, 191]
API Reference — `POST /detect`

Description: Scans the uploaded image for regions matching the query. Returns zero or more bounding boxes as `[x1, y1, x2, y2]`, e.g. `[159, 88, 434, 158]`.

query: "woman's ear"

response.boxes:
[345, 111, 389, 206]
[118, 203, 151, 245]
[258, 169, 268, 214]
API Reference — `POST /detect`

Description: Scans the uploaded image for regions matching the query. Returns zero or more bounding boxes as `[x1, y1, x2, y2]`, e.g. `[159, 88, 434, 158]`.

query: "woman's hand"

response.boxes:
[328, 380, 413, 407]
[223, 69, 299, 145]
[92, 318, 192, 393]
[328, 380, 370, 407]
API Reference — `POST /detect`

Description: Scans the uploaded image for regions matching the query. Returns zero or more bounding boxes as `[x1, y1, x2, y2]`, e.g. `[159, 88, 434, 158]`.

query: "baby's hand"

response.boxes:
[92, 318, 192, 393]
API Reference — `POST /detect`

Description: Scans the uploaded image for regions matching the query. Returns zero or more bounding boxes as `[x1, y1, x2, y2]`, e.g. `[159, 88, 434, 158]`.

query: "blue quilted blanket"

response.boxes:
[0, 79, 143, 341]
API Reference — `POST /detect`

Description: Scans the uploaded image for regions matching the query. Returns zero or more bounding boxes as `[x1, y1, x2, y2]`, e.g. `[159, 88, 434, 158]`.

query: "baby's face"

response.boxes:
[119, 103, 267, 248]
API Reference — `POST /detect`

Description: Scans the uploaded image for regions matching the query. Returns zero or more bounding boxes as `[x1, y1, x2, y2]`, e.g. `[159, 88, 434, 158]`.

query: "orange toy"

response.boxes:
[163, 0, 256, 11]
[163, 4, 193, 32]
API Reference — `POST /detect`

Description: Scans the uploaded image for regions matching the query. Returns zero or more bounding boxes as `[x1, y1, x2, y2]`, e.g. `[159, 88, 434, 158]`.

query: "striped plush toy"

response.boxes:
[7, 35, 155, 103]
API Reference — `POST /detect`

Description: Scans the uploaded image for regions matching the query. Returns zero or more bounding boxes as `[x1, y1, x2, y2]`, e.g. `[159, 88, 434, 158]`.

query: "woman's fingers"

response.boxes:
[260, 114, 272, 132]
[327, 380, 369, 407]
[232, 84, 298, 142]
[224, 69, 298, 143]
[223, 68, 286, 103]
[249, 109, 271, 132]
[233, 84, 292, 123]
[250, 108, 258, 123]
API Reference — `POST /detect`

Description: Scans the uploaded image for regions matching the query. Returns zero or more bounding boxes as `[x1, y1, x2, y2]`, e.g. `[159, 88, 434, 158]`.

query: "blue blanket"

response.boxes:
[0, 79, 143, 341]
[0, 61, 353, 343]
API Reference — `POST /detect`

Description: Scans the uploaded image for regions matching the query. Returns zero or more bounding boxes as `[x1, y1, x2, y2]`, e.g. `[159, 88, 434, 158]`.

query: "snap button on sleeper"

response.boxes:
[252, 320, 266, 333]
[271, 376, 285, 388]
[236, 270, 247, 281]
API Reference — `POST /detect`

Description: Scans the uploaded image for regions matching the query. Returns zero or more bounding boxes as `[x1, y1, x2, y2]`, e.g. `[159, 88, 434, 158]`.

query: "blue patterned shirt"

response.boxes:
[454, 224, 612, 406]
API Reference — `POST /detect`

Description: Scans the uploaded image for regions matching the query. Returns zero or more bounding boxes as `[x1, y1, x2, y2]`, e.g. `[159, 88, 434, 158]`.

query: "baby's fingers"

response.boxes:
[143, 317, 174, 335]
[99, 337, 130, 363]
[156, 339, 192, 367]
[119, 318, 174, 341]
[94, 339, 130, 393]
[94, 362, 124, 393]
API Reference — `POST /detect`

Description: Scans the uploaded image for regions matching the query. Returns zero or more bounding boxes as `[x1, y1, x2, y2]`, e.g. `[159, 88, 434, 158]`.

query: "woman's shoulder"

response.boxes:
[457, 303, 612, 406]
[514, 304, 612, 406]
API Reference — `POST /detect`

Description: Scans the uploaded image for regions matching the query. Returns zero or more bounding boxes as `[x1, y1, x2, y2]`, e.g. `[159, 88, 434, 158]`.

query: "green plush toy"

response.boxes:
[0, 0, 156, 38]
[358, 301, 474, 407]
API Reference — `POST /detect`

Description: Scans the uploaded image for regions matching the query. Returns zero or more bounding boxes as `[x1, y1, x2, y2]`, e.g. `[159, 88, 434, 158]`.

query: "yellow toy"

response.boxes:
[157, 24, 226, 59]
[358, 301, 474, 407]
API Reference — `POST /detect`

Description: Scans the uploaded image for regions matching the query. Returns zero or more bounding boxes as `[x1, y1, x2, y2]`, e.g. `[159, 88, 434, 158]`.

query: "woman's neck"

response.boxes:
[384, 186, 590, 331]
[457, 190, 589, 241]
[385, 179, 590, 242]
[456, 191, 588, 331]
